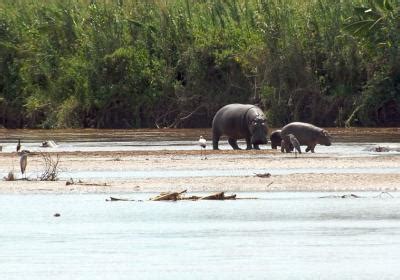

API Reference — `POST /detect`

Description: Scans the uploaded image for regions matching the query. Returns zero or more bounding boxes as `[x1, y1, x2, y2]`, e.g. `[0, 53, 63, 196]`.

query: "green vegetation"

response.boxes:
[0, 0, 399, 128]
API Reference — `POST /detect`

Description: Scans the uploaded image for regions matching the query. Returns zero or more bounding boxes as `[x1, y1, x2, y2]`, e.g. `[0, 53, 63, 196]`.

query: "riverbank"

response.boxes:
[1, 150, 399, 194]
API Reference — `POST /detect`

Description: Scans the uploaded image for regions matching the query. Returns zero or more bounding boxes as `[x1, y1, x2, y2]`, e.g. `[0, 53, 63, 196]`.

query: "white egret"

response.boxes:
[198, 136, 207, 160]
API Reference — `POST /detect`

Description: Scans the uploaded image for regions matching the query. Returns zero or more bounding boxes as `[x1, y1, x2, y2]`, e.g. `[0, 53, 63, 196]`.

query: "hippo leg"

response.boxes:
[306, 143, 316, 153]
[228, 138, 241, 150]
[280, 140, 286, 153]
[212, 134, 220, 150]
[245, 137, 252, 150]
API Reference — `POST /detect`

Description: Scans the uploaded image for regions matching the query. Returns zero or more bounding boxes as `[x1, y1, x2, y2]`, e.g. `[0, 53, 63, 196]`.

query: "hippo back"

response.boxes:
[281, 122, 330, 146]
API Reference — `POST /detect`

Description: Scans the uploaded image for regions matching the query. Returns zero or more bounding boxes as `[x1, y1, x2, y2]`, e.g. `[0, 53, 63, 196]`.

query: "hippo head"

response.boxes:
[270, 130, 282, 149]
[318, 130, 332, 146]
[249, 116, 268, 145]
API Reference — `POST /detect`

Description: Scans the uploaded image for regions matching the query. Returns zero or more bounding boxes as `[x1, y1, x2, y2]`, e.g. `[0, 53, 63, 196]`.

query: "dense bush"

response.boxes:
[0, 0, 399, 128]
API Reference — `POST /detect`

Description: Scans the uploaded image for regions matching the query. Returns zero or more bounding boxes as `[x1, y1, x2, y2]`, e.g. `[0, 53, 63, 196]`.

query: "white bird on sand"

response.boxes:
[41, 140, 58, 148]
[198, 136, 207, 160]
[20, 150, 29, 179]
[288, 134, 301, 158]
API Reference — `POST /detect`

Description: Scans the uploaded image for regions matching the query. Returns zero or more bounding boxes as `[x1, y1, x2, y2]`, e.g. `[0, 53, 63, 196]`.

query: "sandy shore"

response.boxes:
[1, 150, 399, 193]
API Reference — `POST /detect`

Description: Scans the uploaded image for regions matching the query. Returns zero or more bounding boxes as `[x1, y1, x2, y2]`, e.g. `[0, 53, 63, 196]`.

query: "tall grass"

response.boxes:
[0, 0, 398, 128]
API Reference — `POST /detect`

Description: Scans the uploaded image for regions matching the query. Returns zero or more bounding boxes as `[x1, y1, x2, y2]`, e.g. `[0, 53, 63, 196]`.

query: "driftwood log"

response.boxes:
[150, 191, 236, 201]
[107, 191, 239, 202]
[106, 196, 135, 201]
[319, 194, 361, 199]
[66, 178, 108, 187]
[150, 190, 187, 201]
[200, 192, 236, 200]
[254, 172, 271, 178]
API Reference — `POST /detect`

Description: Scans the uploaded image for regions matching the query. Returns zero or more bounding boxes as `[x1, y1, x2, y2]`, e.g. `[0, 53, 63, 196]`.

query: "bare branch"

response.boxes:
[39, 153, 60, 181]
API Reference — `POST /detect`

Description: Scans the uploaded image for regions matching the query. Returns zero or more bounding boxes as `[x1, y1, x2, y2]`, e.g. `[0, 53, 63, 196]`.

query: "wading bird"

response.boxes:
[41, 140, 58, 148]
[20, 150, 29, 179]
[288, 134, 301, 158]
[16, 139, 21, 152]
[198, 136, 207, 160]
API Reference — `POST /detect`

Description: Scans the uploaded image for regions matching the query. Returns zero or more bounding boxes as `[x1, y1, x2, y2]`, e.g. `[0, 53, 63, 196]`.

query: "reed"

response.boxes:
[0, 0, 398, 128]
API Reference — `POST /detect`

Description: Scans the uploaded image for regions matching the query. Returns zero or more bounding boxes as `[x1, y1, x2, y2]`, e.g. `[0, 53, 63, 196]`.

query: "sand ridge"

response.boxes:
[0, 149, 399, 193]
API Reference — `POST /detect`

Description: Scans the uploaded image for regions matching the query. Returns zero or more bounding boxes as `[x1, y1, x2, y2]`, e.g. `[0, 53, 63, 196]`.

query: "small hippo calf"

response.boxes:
[280, 122, 332, 153]
[270, 130, 282, 149]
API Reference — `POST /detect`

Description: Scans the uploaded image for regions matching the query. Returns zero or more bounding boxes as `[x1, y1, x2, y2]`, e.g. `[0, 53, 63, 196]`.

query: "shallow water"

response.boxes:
[2, 140, 399, 180]
[1, 127, 399, 142]
[0, 138, 399, 153]
[1, 127, 399, 153]
[2, 129, 400, 180]
[0, 192, 399, 280]
[0, 127, 399, 155]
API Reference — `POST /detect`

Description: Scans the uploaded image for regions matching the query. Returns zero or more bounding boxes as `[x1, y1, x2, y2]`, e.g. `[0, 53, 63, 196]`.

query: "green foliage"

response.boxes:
[344, 0, 400, 126]
[0, 0, 399, 128]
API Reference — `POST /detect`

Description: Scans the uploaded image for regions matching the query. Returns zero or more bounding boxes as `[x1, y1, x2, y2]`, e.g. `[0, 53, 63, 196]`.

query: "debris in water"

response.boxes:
[106, 197, 135, 202]
[66, 178, 108, 186]
[199, 192, 236, 200]
[107, 190, 245, 202]
[150, 190, 187, 201]
[254, 172, 271, 178]
[374, 192, 394, 198]
[319, 194, 361, 199]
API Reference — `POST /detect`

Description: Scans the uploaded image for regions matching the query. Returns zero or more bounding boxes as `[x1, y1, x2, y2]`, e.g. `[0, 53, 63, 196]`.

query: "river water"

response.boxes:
[1, 128, 399, 279]
[0, 128, 399, 150]
[0, 192, 399, 280]
[1, 128, 399, 154]
[1, 128, 400, 180]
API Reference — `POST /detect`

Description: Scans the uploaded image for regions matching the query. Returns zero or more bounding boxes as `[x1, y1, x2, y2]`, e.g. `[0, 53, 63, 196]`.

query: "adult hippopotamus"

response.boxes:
[270, 130, 282, 149]
[280, 122, 332, 153]
[212, 104, 268, 150]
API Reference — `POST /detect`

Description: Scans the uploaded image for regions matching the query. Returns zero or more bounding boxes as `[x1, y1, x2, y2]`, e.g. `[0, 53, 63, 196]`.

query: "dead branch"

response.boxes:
[39, 153, 60, 181]
[150, 190, 187, 201]
[66, 178, 108, 186]
[155, 104, 206, 128]
[199, 192, 236, 200]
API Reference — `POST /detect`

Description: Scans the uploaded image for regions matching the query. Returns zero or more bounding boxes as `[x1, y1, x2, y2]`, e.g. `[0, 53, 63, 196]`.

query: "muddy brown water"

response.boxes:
[1, 127, 399, 142]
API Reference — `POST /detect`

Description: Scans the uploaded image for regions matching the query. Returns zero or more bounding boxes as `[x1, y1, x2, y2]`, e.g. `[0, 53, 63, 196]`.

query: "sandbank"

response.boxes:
[0, 150, 399, 194]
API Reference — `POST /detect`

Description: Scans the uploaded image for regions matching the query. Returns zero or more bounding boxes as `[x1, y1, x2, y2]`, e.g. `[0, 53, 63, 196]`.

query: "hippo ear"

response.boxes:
[321, 130, 330, 137]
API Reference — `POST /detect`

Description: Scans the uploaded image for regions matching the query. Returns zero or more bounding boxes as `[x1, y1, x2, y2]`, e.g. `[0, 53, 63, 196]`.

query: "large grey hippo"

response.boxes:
[280, 122, 331, 153]
[212, 104, 268, 150]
